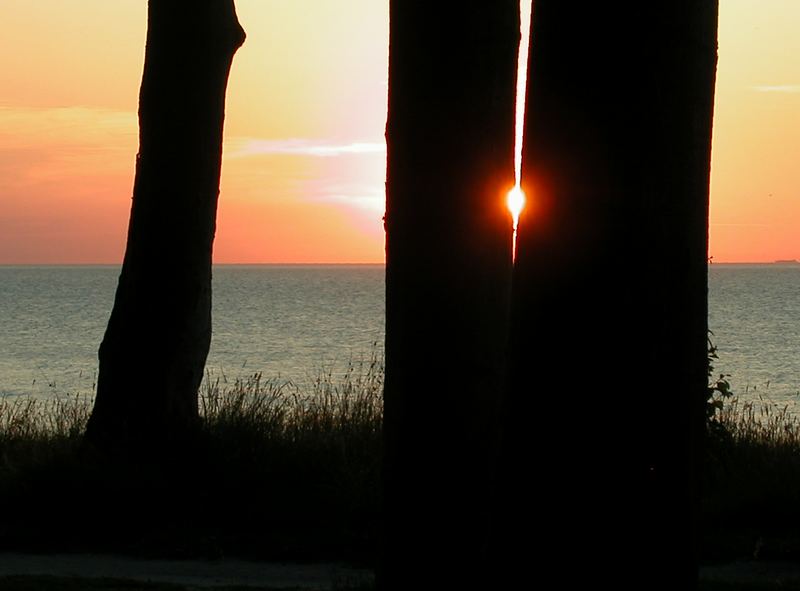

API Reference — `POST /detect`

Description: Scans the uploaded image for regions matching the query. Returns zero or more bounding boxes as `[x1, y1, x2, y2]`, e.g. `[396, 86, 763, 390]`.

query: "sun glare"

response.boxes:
[508, 1, 532, 259]
[507, 185, 525, 230]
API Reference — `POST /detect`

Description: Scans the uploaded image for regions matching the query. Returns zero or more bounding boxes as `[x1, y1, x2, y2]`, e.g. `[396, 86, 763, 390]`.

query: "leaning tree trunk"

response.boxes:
[381, 2, 519, 589]
[497, 2, 718, 588]
[85, 0, 245, 453]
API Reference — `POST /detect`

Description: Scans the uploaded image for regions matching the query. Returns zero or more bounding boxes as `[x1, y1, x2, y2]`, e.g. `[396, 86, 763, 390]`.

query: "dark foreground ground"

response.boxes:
[0, 554, 374, 590]
[4, 554, 800, 590]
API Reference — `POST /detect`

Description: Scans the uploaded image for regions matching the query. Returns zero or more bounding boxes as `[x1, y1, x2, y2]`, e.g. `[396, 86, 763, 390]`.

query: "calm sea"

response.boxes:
[708, 263, 800, 408]
[0, 264, 798, 409]
[0, 265, 384, 397]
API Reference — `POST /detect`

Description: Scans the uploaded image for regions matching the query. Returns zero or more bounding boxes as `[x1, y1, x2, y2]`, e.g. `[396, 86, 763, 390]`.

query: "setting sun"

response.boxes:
[507, 185, 525, 230]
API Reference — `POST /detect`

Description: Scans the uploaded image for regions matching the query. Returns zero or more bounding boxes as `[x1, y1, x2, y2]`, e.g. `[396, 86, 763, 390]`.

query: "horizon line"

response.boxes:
[0, 261, 387, 267]
[0, 260, 794, 267]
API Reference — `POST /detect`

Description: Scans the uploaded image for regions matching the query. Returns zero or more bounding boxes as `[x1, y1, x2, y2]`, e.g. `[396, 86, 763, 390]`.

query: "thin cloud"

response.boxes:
[0, 106, 136, 149]
[226, 138, 386, 159]
[711, 223, 771, 227]
[316, 193, 385, 213]
[302, 180, 385, 214]
[0, 106, 137, 182]
[753, 85, 800, 93]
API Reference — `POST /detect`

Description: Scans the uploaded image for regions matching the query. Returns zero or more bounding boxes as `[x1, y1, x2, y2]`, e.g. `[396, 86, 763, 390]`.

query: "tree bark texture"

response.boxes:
[382, 2, 519, 589]
[86, 0, 245, 452]
[499, 2, 718, 588]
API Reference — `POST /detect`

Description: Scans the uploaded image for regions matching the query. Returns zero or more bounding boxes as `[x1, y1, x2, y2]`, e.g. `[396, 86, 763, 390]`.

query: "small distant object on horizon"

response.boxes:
[774, 259, 800, 265]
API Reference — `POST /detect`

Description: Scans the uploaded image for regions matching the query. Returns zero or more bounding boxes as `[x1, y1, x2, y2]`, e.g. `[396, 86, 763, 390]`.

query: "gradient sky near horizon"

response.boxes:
[0, 1, 798, 264]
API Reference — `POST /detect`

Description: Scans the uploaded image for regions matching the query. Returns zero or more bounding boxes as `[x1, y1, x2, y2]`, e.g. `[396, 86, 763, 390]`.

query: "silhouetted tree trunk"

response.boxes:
[498, 2, 718, 588]
[85, 0, 245, 453]
[381, 2, 518, 589]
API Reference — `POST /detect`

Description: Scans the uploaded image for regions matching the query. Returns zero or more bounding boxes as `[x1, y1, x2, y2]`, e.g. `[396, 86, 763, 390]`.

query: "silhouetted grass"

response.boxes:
[0, 577, 188, 591]
[0, 354, 383, 564]
[0, 576, 376, 591]
[7, 353, 800, 574]
[703, 395, 800, 563]
[198, 355, 383, 561]
[0, 393, 90, 453]
[698, 582, 795, 591]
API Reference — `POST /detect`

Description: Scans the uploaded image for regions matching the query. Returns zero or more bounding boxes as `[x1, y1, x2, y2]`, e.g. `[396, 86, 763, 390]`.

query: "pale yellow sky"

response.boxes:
[0, 1, 798, 263]
[710, 0, 800, 261]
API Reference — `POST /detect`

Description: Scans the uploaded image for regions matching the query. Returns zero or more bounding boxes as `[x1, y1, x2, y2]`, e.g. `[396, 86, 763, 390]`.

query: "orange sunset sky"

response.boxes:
[1, 1, 798, 264]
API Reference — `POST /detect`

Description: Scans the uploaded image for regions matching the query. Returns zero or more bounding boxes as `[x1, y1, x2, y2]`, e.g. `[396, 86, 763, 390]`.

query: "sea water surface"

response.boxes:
[0, 263, 798, 409]
[708, 263, 800, 407]
[0, 265, 384, 397]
